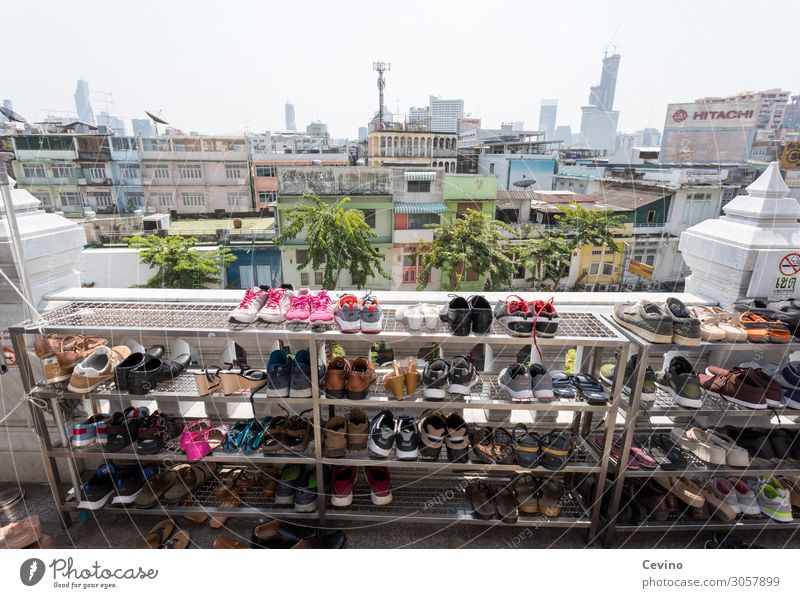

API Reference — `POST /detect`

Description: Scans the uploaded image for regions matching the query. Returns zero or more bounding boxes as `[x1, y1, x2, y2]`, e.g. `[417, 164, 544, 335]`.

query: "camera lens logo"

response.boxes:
[672, 109, 688, 123]
[20, 558, 45, 586]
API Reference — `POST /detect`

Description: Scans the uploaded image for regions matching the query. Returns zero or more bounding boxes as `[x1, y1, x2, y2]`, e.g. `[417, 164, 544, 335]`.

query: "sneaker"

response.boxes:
[334, 294, 361, 332]
[330, 466, 357, 507]
[78, 463, 119, 510]
[265, 349, 293, 398]
[275, 464, 303, 505]
[664, 297, 702, 346]
[757, 478, 793, 522]
[728, 477, 761, 516]
[467, 295, 493, 334]
[258, 287, 293, 323]
[711, 478, 742, 515]
[285, 288, 312, 325]
[229, 286, 268, 324]
[422, 359, 449, 399]
[498, 363, 533, 401]
[365, 467, 392, 506]
[360, 291, 384, 333]
[323, 416, 348, 458]
[111, 464, 158, 505]
[43, 357, 74, 384]
[324, 356, 350, 399]
[448, 356, 478, 395]
[346, 409, 369, 450]
[530, 298, 559, 337]
[494, 295, 533, 337]
[655, 350, 702, 408]
[368, 410, 395, 458]
[441, 295, 472, 336]
[529, 364, 555, 401]
[69, 413, 111, 447]
[397, 303, 425, 331]
[699, 366, 767, 410]
[68, 345, 131, 393]
[346, 357, 375, 400]
[394, 415, 419, 461]
[417, 411, 446, 461]
[294, 469, 319, 513]
[611, 301, 674, 343]
[444, 413, 469, 463]
[309, 290, 335, 326]
[290, 349, 324, 398]
[56, 336, 108, 370]
[599, 354, 657, 402]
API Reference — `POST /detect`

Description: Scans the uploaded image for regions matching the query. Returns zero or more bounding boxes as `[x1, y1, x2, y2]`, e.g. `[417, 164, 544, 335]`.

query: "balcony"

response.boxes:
[394, 229, 433, 243]
[432, 149, 458, 158]
[632, 223, 666, 235]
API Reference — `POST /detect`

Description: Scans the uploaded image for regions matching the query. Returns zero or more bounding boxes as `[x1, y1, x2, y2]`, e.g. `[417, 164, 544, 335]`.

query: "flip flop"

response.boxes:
[572, 372, 609, 404]
[136, 520, 176, 549]
[549, 370, 576, 399]
[209, 493, 241, 529]
[163, 530, 191, 549]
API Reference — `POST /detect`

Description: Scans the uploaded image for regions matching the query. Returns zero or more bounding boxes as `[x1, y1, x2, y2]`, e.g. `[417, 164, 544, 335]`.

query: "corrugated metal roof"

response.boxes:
[588, 186, 672, 210]
[404, 171, 437, 182]
[394, 202, 447, 214]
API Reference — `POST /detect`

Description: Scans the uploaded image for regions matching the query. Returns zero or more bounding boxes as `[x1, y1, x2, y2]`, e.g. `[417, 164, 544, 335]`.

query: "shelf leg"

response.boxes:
[309, 339, 327, 525]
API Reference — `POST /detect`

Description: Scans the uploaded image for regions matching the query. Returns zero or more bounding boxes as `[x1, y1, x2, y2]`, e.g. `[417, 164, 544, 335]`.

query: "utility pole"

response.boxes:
[373, 61, 391, 127]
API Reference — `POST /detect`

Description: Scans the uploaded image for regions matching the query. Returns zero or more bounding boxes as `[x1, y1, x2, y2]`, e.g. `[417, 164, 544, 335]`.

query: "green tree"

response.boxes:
[127, 234, 237, 289]
[274, 195, 390, 289]
[516, 203, 624, 291]
[416, 209, 515, 291]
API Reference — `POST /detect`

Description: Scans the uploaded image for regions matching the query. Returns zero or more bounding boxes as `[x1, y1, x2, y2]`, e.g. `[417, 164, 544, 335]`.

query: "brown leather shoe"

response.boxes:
[324, 356, 350, 398]
[56, 335, 108, 368]
[34, 334, 67, 359]
[346, 357, 375, 400]
[323, 416, 348, 457]
[347, 409, 369, 450]
[213, 535, 250, 549]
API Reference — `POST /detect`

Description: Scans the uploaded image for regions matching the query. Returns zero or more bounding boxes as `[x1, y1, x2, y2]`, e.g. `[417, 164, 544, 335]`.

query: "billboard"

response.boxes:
[780, 142, 800, 171]
[660, 101, 760, 163]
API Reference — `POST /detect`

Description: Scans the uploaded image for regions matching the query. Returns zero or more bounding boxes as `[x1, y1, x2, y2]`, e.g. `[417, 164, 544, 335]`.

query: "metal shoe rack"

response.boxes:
[601, 321, 800, 546]
[10, 300, 631, 544]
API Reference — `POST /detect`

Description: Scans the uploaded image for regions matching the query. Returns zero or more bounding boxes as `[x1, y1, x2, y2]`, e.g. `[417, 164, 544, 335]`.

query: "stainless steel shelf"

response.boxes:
[13, 301, 629, 347]
[619, 386, 800, 418]
[614, 516, 800, 532]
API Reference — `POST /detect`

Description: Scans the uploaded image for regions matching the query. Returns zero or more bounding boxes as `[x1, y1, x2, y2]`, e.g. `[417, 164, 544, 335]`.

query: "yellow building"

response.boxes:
[572, 222, 633, 290]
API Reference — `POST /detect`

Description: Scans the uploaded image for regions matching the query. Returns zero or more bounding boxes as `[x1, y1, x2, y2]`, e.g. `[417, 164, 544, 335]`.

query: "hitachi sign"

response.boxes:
[691, 109, 753, 121]
[665, 101, 760, 129]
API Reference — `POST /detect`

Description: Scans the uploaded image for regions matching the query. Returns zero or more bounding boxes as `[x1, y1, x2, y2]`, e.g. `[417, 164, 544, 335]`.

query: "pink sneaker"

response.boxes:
[228, 287, 268, 324]
[310, 290, 335, 326]
[258, 288, 294, 323]
[285, 288, 312, 324]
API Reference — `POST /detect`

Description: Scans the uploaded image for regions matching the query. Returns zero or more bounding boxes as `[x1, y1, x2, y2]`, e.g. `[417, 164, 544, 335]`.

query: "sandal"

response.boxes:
[572, 372, 609, 404]
[539, 478, 566, 517]
[651, 476, 706, 508]
[136, 411, 182, 455]
[512, 423, 541, 469]
[218, 367, 269, 395]
[540, 431, 573, 471]
[466, 480, 496, 520]
[262, 415, 289, 453]
[134, 467, 178, 509]
[468, 426, 496, 464]
[193, 367, 223, 396]
[259, 467, 280, 498]
[242, 417, 273, 453]
[136, 519, 176, 549]
[549, 371, 576, 399]
[493, 484, 518, 523]
[492, 427, 516, 465]
[284, 411, 314, 453]
[209, 494, 241, 529]
[162, 464, 197, 503]
[514, 473, 539, 514]
[179, 497, 209, 524]
[213, 468, 245, 499]
[106, 407, 150, 451]
[222, 420, 255, 451]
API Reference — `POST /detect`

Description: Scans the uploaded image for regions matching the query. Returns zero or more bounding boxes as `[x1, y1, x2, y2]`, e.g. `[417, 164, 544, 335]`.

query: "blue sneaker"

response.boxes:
[290, 349, 325, 398]
[266, 349, 293, 397]
[111, 464, 158, 505]
[78, 463, 120, 510]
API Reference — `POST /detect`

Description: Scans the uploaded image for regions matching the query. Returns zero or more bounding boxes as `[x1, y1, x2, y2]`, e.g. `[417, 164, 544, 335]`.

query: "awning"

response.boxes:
[394, 202, 447, 214]
[403, 171, 437, 182]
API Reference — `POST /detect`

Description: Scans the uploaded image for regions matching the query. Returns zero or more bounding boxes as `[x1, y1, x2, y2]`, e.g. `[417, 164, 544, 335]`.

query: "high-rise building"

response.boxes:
[538, 99, 558, 139]
[554, 125, 572, 145]
[74, 80, 95, 125]
[358, 127, 368, 142]
[429, 96, 464, 133]
[785, 95, 800, 131]
[131, 118, 155, 137]
[513, 121, 525, 131]
[97, 111, 126, 135]
[408, 106, 430, 129]
[579, 53, 621, 153]
[285, 102, 296, 131]
[695, 88, 791, 135]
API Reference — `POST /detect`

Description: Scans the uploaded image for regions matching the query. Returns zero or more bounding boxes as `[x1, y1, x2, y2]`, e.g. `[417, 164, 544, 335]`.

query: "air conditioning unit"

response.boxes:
[597, 284, 608, 292]
[78, 178, 87, 185]
[608, 285, 620, 291]
[583, 284, 596, 292]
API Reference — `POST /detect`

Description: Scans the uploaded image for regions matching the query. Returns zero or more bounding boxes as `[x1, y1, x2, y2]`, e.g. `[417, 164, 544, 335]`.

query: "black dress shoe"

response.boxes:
[467, 295, 492, 334]
[127, 354, 191, 395]
[440, 295, 471, 336]
[115, 345, 165, 392]
[291, 531, 346, 549]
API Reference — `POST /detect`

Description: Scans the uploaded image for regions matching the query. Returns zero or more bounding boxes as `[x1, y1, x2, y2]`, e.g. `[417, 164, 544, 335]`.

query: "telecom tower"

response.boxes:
[373, 61, 390, 126]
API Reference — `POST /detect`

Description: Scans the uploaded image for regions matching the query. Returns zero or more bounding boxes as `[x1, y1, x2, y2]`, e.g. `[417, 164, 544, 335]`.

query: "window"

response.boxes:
[88, 166, 106, 179]
[255, 165, 276, 177]
[178, 164, 202, 179]
[296, 250, 308, 264]
[240, 267, 254, 289]
[227, 192, 249, 207]
[152, 165, 170, 179]
[646, 210, 656, 223]
[407, 213, 439, 229]
[489, 163, 495, 175]
[88, 193, 113, 207]
[258, 191, 276, 204]
[361, 209, 376, 228]
[22, 164, 45, 178]
[645, 255, 655, 266]
[121, 165, 140, 179]
[314, 272, 324, 286]
[181, 192, 206, 207]
[603, 263, 614, 276]
[14, 135, 74, 151]
[300, 272, 310, 286]
[407, 180, 431, 193]
[402, 250, 422, 284]
[256, 265, 272, 287]
[155, 193, 174, 207]
[225, 164, 246, 179]
[30, 191, 50, 205]
[126, 192, 144, 207]
[591, 249, 603, 256]
[59, 192, 83, 207]
[51, 164, 76, 178]
[457, 202, 477, 219]
[589, 263, 600, 275]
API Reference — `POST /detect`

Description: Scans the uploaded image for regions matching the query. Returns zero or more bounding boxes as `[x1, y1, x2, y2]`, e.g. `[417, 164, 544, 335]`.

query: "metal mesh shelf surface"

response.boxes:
[619, 386, 800, 417]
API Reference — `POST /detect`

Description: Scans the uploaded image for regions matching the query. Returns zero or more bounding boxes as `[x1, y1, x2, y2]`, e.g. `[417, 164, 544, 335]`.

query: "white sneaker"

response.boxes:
[728, 477, 760, 516]
[398, 304, 424, 330]
[258, 288, 293, 323]
[420, 303, 440, 330]
[228, 287, 268, 324]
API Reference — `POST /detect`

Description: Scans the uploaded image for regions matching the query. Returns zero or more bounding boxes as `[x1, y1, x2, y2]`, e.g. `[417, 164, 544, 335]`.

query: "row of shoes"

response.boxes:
[215, 519, 346, 549]
[69, 407, 183, 453]
[467, 476, 567, 522]
[673, 425, 800, 465]
[499, 364, 610, 404]
[621, 476, 799, 524]
[439, 294, 559, 338]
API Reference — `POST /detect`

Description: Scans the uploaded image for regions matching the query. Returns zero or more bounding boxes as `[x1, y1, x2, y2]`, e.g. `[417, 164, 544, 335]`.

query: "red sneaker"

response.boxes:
[365, 466, 392, 506]
[330, 466, 358, 508]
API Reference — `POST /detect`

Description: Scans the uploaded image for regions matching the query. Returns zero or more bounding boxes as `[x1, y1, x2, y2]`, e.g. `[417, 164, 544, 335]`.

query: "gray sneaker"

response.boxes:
[611, 301, 673, 343]
[360, 292, 384, 333]
[498, 363, 533, 401]
[334, 294, 361, 332]
[664, 297, 702, 346]
[529, 364, 555, 401]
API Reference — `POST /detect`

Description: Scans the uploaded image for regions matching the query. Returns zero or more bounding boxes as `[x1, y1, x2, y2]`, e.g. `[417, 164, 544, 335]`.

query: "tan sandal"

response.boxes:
[163, 530, 191, 549]
[194, 367, 223, 395]
[405, 357, 422, 395]
[382, 361, 405, 398]
[209, 491, 240, 529]
[651, 477, 705, 508]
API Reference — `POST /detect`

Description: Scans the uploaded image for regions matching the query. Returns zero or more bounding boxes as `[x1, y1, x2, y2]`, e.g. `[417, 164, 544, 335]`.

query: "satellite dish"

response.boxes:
[145, 111, 168, 125]
[512, 178, 536, 188]
[0, 107, 27, 124]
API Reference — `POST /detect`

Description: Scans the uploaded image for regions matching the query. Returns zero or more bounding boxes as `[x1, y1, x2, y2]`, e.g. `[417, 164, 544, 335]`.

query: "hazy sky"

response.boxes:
[2, 0, 798, 139]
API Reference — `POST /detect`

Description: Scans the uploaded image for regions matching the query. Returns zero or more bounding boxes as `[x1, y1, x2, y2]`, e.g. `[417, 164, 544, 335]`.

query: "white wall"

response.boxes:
[79, 248, 157, 287]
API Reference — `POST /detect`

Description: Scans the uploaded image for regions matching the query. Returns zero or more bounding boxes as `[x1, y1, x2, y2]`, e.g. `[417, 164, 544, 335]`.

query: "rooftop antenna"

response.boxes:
[373, 61, 390, 127]
[145, 111, 168, 136]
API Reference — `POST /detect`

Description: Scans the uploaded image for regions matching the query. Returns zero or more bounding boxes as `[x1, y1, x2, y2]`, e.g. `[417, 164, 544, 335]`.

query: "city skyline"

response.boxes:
[2, 0, 798, 139]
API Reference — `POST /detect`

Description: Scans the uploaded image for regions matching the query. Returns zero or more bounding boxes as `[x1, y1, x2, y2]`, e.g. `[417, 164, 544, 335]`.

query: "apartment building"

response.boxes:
[11, 134, 83, 215]
[368, 127, 458, 172]
[140, 136, 250, 216]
